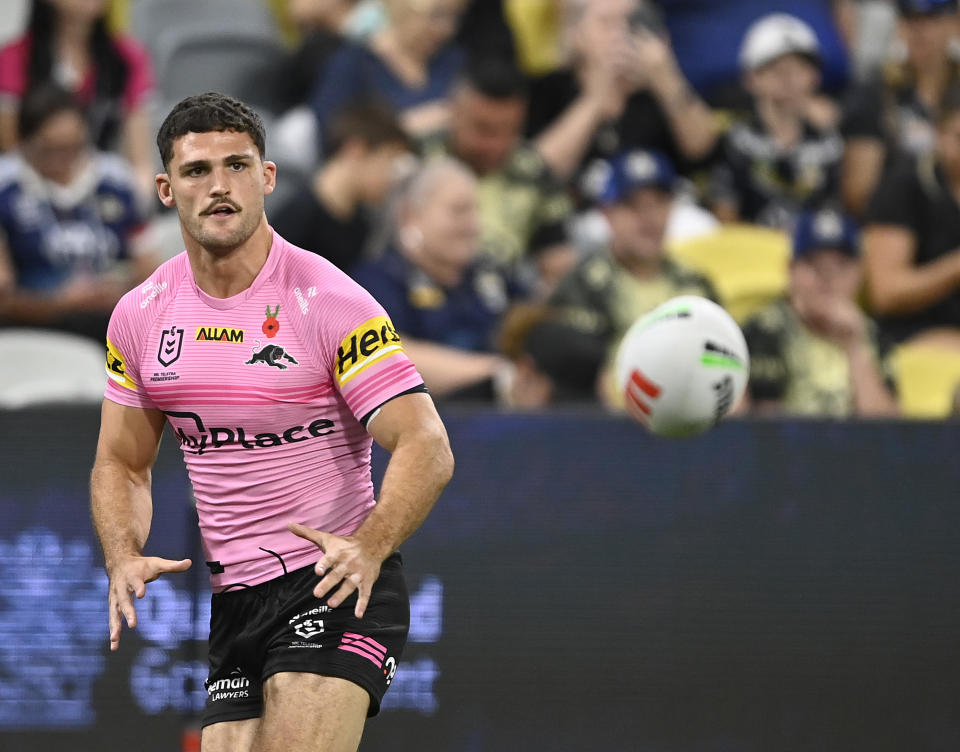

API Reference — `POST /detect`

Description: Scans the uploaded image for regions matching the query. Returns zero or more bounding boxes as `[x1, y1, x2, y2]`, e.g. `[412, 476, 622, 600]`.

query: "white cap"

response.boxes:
[739, 13, 820, 72]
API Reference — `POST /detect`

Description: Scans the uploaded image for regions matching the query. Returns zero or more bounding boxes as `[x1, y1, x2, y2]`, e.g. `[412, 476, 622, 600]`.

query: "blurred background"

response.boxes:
[1, 0, 960, 750]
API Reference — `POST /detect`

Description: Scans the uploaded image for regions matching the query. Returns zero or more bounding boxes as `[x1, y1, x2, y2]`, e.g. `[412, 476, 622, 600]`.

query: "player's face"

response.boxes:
[605, 186, 672, 267]
[414, 171, 480, 268]
[21, 109, 89, 185]
[450, 88, 526, 176]
[745, 53, 820, 112]
[159, 130, 276, 255]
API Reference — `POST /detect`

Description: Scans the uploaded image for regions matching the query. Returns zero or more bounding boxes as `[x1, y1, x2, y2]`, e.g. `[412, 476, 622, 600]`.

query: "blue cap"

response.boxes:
[897, 0, 957, 17]
[792, 209, 860, 260]
[581, 150, 676, 205]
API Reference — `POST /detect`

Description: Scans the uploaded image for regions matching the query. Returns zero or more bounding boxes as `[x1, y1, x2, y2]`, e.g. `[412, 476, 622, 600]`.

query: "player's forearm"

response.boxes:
[90, 456, 154, 570]
[845, 339, 899, 417]
[353, 424, 454, 562]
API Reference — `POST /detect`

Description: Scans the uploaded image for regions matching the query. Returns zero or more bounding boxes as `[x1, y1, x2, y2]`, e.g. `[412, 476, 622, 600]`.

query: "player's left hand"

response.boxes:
[287, 523, 382, 618]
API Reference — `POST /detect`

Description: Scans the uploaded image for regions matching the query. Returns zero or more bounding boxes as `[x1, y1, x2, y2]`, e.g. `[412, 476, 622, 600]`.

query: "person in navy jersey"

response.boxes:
[309, 0, 466, 144]
[0, 84, 157, 341]
[352, 157, 520, 400]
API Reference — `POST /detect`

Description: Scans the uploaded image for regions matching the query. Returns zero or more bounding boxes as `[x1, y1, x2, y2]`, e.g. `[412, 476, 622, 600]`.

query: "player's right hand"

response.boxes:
[106, 555, 192, 651]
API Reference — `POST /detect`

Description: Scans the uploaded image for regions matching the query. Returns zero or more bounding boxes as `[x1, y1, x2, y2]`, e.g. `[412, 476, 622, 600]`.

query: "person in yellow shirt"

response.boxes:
[742, 208, 899, 416]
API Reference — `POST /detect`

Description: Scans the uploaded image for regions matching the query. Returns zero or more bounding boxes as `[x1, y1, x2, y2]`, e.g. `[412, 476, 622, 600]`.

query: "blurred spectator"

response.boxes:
[421, 59, 575, 292]
[841, 0, 960, 216]
[0, 85, 156, 342]
[525, 0, 718, 184]
[742, 208, 898, 417]
[654, 0, 850, 107]
[836, 0, 898, 83]
[708, 13, 844, 231]
[549, 149, 717, 401]
[862, 85, 960, 351]
[309, 0, 466, 142]
[0, 0, 156, 203]
[496, 302, 606, 407]
[454, 0, 516, 68]
[272, 100, 412, 271]
[504, 0, 563, 77]
[352, 157, 519, 399]
[271, 0, 361, 114]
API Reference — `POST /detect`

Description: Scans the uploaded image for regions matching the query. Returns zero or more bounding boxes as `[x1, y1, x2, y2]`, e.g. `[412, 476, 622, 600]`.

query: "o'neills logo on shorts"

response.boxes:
[164, 410, 335, 455]
[335, 316, 403, 387]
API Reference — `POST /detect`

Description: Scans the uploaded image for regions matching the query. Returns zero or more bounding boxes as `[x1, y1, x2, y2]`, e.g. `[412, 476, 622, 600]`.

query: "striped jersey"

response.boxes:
[103, 230, 424, 590]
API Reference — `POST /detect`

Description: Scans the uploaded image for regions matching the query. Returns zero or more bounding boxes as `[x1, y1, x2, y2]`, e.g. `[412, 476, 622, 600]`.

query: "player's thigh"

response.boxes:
[253, 672, 369, 752]
[201, 718, 259, 752]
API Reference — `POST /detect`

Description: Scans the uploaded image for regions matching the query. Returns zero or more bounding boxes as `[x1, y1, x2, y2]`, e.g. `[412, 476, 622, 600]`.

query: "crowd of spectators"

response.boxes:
[2, 0, 960, 419]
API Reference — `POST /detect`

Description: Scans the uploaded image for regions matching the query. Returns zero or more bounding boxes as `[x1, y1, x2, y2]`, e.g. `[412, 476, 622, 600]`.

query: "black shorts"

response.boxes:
[201, 552, 409, 728]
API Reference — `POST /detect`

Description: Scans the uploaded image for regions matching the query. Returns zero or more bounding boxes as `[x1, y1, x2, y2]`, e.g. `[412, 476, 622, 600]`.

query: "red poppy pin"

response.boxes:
[263, 304, 280, 338]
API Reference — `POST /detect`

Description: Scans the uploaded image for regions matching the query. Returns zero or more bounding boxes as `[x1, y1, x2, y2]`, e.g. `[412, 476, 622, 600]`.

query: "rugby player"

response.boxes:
[90, 92, 454, 751]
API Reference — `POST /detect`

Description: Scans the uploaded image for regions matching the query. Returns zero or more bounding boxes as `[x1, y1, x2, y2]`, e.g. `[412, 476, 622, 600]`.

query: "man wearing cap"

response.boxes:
[708, 13, 844, 230]
[549, 149, 717, 403]
[742, 208, 899, 417]
[841, 0, 960, 216]
[420, 59, 575, 292]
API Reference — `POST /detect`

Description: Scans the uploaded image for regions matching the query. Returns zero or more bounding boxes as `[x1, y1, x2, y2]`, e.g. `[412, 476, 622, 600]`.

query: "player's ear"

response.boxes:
[156, 173, 176, 208]
[263, 160, 277, 196]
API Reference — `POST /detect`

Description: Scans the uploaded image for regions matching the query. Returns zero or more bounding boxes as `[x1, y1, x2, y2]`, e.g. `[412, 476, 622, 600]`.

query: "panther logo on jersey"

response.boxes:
[245, 343, 299, 370]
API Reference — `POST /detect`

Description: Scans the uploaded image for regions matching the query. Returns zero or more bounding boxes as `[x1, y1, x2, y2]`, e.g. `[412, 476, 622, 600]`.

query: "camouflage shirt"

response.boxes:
[550, 253, 719, 349]
[743, 298, 894, 416]
[420, 133, 571, 269]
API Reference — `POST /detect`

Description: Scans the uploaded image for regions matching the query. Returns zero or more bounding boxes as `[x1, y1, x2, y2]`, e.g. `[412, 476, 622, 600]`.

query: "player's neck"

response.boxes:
[185, 217, 273, 299]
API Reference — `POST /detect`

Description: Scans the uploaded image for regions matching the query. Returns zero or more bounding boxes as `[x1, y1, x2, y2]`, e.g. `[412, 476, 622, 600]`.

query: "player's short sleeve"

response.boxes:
[324, 283, 425, 424]
[103, 300, 156, 409]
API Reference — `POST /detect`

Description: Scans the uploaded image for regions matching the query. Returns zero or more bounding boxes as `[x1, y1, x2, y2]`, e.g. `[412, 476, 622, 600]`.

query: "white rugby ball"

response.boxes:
[615, 296, 749, 437]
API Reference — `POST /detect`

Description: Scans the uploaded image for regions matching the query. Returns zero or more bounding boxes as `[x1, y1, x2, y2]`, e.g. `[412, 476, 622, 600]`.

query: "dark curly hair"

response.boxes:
[156, 92, 266, 169]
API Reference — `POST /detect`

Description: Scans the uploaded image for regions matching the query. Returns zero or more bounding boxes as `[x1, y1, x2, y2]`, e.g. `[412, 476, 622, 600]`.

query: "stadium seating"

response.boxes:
[152, 28, 286, 117]
[888, 342, 960, 418]
[131, 0, 286, 121]
[667, 223, 790, 323]
[129, 0, 278, 52]
[0, 329, 105, 408]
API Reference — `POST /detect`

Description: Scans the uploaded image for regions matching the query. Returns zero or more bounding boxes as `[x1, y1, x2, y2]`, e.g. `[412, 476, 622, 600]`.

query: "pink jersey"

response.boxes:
[104, 230, 424, 590]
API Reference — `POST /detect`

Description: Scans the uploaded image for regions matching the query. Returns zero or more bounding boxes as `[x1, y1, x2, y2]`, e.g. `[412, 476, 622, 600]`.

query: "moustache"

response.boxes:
[202, 200, 242, 215]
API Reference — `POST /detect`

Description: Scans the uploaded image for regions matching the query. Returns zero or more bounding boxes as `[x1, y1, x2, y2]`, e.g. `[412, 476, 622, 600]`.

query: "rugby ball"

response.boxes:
[615, 296, 749, 437]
